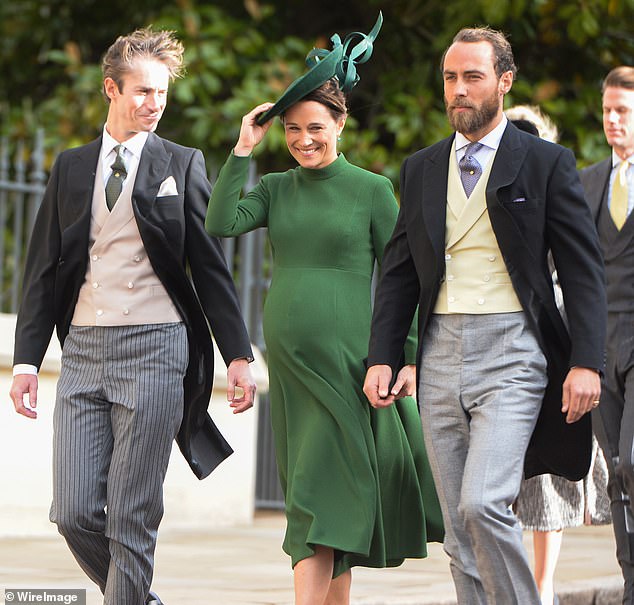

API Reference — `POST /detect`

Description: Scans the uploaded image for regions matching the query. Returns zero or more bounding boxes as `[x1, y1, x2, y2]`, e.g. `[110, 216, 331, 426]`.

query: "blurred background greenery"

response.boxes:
[1, 0, 633, 182]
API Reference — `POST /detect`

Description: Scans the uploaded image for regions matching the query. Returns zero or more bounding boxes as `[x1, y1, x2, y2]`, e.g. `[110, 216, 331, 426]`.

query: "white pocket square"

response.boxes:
[157, 176, 178, 197]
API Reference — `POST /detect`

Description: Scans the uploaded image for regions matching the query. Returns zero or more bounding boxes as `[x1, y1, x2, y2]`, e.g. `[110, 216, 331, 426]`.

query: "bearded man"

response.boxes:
[363, 27, 606, 604]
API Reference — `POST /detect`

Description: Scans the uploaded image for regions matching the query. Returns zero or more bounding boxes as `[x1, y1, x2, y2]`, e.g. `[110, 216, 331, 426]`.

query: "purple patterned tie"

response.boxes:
[459, 142, 483, 198]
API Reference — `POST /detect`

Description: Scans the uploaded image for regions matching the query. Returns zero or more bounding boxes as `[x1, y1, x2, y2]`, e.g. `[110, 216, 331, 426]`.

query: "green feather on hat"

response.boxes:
[256, 12, 383, 125]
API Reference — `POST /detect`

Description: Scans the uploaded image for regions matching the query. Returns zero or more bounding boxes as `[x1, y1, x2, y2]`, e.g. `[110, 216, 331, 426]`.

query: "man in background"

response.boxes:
[580, 65, 634, 605]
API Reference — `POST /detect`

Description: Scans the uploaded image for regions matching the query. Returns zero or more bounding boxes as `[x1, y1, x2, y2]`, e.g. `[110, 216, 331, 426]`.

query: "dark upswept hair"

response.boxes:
[441, 26, 517, 80]
[102, 27, 185, 99]
[602, 66, 634, 92]
[282, 78, 348, 122]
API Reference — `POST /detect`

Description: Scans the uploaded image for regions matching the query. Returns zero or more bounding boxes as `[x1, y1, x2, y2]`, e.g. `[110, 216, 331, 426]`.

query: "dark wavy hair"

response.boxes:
[441, 26, 517, 80]
[282, 78, 348, 122]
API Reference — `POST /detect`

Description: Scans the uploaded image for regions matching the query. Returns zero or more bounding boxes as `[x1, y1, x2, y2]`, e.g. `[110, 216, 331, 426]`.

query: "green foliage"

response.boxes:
[1, 0, 633, 182]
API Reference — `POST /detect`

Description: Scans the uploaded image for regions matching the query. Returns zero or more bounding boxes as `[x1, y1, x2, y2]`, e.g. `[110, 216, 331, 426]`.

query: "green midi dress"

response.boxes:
[206, 152, 443, 575]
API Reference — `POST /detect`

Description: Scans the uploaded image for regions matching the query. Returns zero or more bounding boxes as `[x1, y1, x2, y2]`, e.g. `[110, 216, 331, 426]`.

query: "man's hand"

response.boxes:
[561, 367, 601, 424]
[363, 364, 395, 408]
[226, 358, 256, 414]
[9, 374, 39, 419]
[391, 364, 417, 400]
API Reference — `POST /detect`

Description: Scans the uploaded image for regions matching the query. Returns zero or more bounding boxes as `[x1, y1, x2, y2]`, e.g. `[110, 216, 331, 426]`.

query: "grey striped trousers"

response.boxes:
[50, 323, 188, 605]
[419, 312, 547, 605]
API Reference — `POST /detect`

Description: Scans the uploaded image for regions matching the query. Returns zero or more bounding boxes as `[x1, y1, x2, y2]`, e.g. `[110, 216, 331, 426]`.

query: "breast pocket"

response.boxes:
[152, 195, 185, 243]
[501, 197, 541, 214]
[499, 195, 545, 249]
[154, 194, 184, 219]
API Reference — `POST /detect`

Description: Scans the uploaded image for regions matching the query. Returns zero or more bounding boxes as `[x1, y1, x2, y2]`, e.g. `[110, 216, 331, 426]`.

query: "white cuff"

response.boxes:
[13, 364, 38, 376]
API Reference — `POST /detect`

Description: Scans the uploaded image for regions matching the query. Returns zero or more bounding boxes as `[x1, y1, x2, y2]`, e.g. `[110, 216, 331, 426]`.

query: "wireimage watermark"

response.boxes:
[4, 589, 85, 604]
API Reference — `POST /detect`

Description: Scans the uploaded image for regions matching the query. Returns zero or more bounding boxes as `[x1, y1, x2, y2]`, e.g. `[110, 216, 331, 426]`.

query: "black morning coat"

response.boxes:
[13, 132, 254, 479]
[368, 122, 607, 481]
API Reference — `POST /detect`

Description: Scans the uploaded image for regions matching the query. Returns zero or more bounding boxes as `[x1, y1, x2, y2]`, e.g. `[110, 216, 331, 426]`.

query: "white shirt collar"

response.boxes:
[101, 126, 149, 160]
[455, 115, 508, 152]
[611, 149, 634, 168]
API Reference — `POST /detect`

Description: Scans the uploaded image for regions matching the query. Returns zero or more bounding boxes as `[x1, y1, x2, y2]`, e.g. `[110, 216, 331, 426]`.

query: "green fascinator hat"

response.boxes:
[256, 12, 383, 125]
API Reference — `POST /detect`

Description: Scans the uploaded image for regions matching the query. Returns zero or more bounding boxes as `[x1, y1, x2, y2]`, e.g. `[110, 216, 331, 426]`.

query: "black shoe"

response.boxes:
[146, 591, 163, 605]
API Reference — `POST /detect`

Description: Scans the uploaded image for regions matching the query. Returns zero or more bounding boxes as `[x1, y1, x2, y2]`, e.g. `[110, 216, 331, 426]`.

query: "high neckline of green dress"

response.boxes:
[298, 153, 348, 180]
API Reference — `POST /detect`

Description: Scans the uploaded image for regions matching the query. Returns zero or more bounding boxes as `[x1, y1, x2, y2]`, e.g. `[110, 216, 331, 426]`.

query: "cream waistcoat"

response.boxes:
[434, 142, 522, 314]
[72, 152, 181, 326]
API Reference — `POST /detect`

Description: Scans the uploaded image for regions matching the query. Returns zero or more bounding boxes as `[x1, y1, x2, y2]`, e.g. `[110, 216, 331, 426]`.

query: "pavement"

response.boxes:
[0, 511, 625, 605]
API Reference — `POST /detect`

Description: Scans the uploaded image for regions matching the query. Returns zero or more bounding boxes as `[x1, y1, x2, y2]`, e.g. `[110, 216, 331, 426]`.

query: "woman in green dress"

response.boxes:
[206, 79, 442, 605]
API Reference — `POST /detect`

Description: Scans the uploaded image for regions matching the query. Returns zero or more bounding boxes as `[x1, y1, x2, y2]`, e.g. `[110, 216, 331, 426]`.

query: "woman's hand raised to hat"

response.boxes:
[233, 102, 276, 157]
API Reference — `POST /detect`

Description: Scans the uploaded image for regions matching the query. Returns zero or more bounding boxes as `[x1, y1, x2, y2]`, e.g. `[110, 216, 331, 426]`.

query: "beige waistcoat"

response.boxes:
[433, 142, 522, 314]
[71, 153, 181, 326]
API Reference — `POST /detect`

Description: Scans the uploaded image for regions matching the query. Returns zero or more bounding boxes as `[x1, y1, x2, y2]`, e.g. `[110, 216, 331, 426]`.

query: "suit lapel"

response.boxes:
[486, 125, 560, 316]
[65, 137, 101, 228]
[485, 124, 533, 260]
[487, 123, 527, 198]
[133, 132, 172, 218]
[421, 136, 453, 262]
[585, 159, 611, 223]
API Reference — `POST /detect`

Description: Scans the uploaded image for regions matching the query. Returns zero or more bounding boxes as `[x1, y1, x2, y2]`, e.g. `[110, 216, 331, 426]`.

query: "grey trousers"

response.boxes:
[420, 313, 547, 605]
[50, 323, 188, 605]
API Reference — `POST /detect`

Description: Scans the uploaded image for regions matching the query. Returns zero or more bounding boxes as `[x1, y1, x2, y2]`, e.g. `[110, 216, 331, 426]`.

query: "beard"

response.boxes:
[445, 91, 500, 135]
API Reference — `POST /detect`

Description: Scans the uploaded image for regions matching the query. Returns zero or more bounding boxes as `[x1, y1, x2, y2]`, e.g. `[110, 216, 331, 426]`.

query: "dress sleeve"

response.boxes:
[205, 152, 270, 236]
[370, 176, 418, 366]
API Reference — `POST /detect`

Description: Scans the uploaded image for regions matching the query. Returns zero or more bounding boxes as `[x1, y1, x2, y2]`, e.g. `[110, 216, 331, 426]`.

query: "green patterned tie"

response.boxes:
[105, 145, 127, 211]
